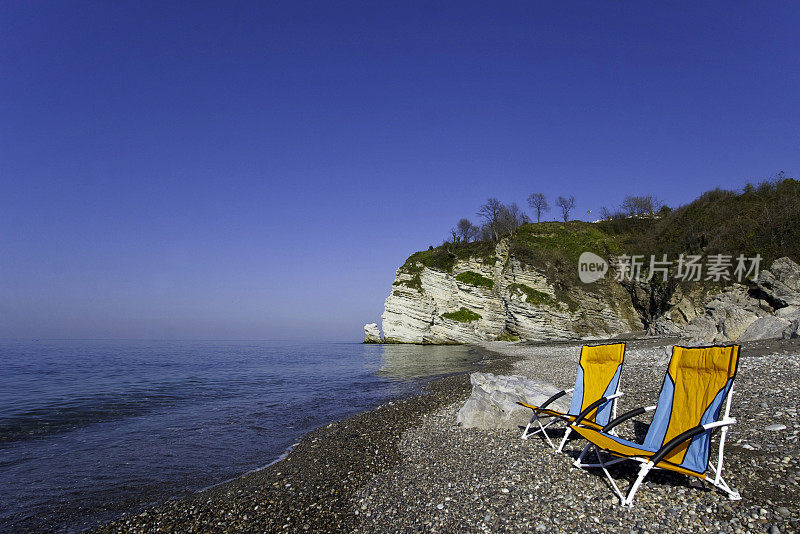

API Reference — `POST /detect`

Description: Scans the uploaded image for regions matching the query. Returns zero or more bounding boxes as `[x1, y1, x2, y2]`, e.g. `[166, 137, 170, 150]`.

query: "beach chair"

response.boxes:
[570, 345, 741, 507]
[517, 342, 625, 452]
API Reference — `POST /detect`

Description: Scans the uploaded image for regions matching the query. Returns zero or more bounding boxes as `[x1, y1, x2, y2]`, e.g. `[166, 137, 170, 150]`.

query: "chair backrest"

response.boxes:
[643, 345, 740, 473]
[567, 342, 626, 426]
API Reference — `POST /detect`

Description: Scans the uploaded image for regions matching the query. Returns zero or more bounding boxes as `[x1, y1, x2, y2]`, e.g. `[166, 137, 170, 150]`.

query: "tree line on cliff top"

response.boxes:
[437, 173, 799, 267]
[449, 193, 664, 245]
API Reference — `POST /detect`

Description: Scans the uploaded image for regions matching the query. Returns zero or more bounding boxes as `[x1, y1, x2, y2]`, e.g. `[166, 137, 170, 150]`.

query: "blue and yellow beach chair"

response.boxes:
[517, 342, 626, 452]
[571, 345, 741, 506]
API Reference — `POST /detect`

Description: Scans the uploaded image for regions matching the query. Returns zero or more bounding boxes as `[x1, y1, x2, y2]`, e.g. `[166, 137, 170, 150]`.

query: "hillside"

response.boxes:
[597, 176, 800, 266]
[376, 178, 800, 344]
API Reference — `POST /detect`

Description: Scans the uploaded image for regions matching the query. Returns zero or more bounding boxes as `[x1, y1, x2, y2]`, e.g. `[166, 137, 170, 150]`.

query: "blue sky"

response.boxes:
[2, 1, 799, 341]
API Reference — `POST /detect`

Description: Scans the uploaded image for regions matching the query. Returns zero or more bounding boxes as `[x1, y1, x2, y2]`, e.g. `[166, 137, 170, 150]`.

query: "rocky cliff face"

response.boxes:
[379, 236, 800, 345]
[381, 239, 642, 343]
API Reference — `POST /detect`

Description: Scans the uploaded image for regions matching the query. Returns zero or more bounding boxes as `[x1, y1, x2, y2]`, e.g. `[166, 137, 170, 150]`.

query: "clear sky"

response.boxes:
[2, 1, 799, 341]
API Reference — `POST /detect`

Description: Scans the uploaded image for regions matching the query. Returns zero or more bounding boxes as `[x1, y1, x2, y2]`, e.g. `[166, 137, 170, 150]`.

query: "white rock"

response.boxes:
[456, 372, 570, 429]
[765, 424, 787, 431]
[363, 323, 383, 343]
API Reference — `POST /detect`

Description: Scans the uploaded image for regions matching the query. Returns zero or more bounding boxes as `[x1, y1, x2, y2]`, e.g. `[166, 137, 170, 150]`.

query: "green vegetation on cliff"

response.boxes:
[402, 176, 800, 282]
[509, 222, 622, 284]
[599, 176, 800, 266]
[401, 241, 496, 274]
[507, 283, 557, 307]
[495, 332, 520, 341]
[441, 308, 482, 323]
[455, 271, 494, 289]
[393, 260, 424, 291]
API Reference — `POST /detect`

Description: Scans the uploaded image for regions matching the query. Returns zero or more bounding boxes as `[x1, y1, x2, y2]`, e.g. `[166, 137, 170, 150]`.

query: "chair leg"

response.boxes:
[556, 427, 572, 453]
[537, 418, 556, 449]
[709, 425, 741, 500]
[522, 414, 559, 449]
[594, 447, 628, 505]
[573, 443, 591, 468]
[707, 475, 741, 501]
[706, 462, 741, 500]
[622, 462, 653, 507]
[521, 416, 535, 440]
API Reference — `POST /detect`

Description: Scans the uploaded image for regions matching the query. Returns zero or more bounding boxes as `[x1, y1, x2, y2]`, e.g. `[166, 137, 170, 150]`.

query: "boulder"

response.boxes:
[680, 285, 764, 342]
[718, 306, 760, 340]
[456, 372, 570, 430]
[770, 257, 800, 292]
[737, 316, 793, 341]
[682, 315, 718, 343]
[775, 305, 800, 319]
[756, 257, 800, 308]
[363, 323, 383, 343]
[788, 319, 800, 339]
[649, 316, 683, 336]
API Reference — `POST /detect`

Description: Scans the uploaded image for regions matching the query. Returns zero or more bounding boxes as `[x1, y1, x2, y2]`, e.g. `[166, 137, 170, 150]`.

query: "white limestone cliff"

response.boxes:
[381, 239, 642, 343]
[363, 323, 383, 343]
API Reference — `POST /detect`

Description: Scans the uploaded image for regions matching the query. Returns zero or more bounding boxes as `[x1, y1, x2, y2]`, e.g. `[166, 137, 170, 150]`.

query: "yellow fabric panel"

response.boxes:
[536, 407, 604, 430]
[661, 345, 739, 465]
[579, 343, 625, 419]
[571, 425, 650, 458]
[571, 425, 706, 478]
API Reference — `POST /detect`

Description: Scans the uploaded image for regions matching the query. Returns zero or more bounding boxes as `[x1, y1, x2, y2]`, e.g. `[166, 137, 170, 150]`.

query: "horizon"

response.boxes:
[2, 2, 799, 342]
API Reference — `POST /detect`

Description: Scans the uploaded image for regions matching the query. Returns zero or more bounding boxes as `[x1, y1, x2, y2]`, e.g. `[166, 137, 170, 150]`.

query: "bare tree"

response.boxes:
[620, 195, 662, 217]
[449, 228, 459, 244]
[495, 203, 529, 236]
[455, 218, 478, 243]
[599, 206, 625, 220]
[527, 193, 550, 223]
[477, 198, 504, 241]
[556, 195, 576, 223]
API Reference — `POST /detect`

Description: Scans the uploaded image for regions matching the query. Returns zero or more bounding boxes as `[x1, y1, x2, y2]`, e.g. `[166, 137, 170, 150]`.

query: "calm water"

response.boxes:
[0, 340, 481, 533]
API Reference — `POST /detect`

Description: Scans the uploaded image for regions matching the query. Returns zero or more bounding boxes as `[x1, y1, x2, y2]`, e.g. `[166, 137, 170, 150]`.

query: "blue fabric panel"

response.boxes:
[643, 374, 675, 450]
[597, 430, 658, 453]
[680, 379, 733, 473]
[595, 365, 623, 425]
[568, 366, 585, 416]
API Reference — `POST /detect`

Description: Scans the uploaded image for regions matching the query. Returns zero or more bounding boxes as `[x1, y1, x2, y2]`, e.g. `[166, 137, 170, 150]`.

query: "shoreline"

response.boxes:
[94, 344, 520, 532]
[95, 337, 799, 533]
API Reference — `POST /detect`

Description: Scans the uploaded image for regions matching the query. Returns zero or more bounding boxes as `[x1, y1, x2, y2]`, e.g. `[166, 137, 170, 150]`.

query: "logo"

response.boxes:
[578, 252, 608, 283]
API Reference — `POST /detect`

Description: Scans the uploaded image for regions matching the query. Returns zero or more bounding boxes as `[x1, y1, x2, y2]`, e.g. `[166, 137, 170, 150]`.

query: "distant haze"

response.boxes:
[2, 2, 799, 341]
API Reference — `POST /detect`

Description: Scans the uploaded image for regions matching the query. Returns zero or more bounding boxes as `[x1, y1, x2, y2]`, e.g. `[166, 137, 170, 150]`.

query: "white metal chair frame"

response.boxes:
[522, 389, 623, 453]
[572, 385, 740, 507]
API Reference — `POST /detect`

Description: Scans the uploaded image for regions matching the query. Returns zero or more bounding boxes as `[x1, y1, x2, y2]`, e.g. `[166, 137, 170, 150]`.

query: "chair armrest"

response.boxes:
[650, 426, 707, 465]
[539, 389, 570, 410]
[650, 419, 737, 466]
[517, 388, 574, 412]
[601, 405, 656, 433]
[572, 392, 624, 426]
[703, 418, 736, 430]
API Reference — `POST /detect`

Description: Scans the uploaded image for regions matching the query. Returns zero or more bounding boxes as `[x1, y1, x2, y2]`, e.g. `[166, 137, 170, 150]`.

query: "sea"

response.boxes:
[0, 339, 481, 532]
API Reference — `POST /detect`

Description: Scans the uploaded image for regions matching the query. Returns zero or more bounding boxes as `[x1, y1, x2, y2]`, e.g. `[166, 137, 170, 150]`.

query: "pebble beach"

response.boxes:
[96, 337, 799, 533]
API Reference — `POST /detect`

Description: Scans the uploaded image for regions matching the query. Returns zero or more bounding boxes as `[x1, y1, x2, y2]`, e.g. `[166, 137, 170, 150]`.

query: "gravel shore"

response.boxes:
[96, 337, 799, 533]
